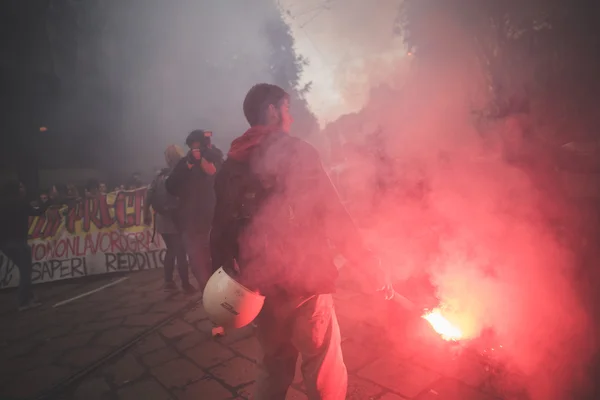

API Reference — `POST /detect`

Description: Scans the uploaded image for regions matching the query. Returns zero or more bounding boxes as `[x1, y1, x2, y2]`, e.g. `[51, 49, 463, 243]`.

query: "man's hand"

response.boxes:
[185, 149, 202, 169]
[362, 251, 395, 300]
[200, 158, 217, 175]
[187, 149, 201, 164]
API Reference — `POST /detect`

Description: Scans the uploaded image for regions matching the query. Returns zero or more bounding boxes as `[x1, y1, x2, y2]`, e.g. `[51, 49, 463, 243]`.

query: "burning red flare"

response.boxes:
[422, 309, 462, 341]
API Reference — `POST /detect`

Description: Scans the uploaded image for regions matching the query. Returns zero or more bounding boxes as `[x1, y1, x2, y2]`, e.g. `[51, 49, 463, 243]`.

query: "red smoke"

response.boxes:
[321, 50, 595, 399]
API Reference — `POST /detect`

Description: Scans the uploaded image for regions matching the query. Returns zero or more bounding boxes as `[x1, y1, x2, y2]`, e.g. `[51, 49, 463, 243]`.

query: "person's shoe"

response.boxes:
[18, 300, 42, 312]
[181, 284, 196, 295]
[163, 281, 178, 292]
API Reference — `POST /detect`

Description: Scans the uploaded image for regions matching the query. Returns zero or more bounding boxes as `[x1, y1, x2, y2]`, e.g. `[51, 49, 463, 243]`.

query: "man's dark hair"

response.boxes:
[243, 83, 289, 126]
[186, 129, 212, 148]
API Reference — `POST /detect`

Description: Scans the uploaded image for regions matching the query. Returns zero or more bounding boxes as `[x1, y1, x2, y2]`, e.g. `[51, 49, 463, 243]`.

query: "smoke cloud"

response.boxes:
[322, 22, 596, 400]
[46, 1, 301, 178]
[282, 0, 404, 124]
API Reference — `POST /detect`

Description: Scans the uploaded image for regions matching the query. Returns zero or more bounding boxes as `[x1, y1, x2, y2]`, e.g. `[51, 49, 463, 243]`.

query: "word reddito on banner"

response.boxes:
[0, 188, 166, 289]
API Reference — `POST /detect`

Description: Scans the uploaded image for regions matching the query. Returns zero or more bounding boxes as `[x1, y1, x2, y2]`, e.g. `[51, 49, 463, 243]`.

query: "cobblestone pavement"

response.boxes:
[0, 270, 523, 400]
[0, 270, 202, 400]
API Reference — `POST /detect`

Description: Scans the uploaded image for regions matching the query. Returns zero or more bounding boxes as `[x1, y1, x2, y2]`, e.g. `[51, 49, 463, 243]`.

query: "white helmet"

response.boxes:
[202, 267, 265, 329]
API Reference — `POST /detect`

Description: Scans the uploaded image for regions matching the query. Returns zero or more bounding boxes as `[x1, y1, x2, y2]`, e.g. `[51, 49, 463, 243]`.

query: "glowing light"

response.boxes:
[422, 309, 462, 341]
[39, 127, 48, 132]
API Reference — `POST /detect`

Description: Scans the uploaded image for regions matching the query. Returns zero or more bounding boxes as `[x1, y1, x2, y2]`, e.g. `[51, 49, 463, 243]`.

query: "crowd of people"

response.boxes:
[2, 82, 393, 399]
[32, 172, 146, 208]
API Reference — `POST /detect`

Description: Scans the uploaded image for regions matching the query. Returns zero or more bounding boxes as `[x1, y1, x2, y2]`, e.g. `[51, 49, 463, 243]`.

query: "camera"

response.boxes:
[185, 129, 222, 164]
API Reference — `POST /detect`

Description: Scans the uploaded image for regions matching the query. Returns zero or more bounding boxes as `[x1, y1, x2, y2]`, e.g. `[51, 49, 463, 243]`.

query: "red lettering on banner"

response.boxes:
[31, 188, 151, 235]
[98, 195, 115, 227]
[123, 233, 135, 252]
[114, 189, 146, 229]
[65, 203, 83, 234]
[83, 233, 100, 255]
[135, 232, 149, 252]
[125, 193, 137, 227]
[32, 233, 151, 262]
[44, 208, 62, 238]
[29, 215, 46, 239]
[110, 231, 124, 253]
[83, 198, 98, 232]
[45, 242, 55, 259]
[114, 192, 128, 228]
[98, 232, 111, 253]
[29, 207, 62, 240]
[24, 190, 163, 277]
[134, 189, 146, 226]
[68, 236, 79, 257]
[33, 243, 45, 261]
[55, 239, 66, 258]
[81, 197, 116, 232]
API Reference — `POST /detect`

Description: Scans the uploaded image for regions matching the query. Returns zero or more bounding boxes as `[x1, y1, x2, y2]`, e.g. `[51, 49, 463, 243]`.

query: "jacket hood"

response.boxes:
[227, 125, 282, 161]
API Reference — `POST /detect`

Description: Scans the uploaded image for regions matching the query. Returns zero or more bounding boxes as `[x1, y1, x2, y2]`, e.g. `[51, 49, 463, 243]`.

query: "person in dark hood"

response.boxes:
[166, 129, 224, 290]
[210, 83, 394, 399]
[0, 181, 48, 311]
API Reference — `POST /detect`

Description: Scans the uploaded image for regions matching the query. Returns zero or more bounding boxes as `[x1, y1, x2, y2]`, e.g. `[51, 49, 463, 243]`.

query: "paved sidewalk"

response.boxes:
[0, 270, 201, 399]
[0, 269, 525, 400]
[64, 282, 521, 399]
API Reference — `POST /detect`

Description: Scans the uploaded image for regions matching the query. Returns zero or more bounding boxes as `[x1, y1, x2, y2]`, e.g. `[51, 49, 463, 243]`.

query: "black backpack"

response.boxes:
[149, 170, 179, 216]
[210, 154, 274, 272]
[219, 158, 270, 226]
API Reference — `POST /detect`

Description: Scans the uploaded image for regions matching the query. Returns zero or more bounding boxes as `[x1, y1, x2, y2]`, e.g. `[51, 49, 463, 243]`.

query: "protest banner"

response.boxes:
[0, 188, 166, 289]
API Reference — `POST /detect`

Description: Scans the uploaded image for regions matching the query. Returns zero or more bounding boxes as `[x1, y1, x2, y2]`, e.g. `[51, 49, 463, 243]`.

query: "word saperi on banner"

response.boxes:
[0, 188, 167, 289]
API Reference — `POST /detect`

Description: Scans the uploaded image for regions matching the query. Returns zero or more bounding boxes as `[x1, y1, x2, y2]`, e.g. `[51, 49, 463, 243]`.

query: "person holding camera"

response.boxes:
[166, 129, 224, 290]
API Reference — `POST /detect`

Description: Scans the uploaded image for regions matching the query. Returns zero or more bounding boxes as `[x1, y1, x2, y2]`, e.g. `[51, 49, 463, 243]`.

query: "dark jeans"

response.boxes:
[161, 233, 189, 286]
[1, 241, 34, 306]
[182, 231, 212, 290]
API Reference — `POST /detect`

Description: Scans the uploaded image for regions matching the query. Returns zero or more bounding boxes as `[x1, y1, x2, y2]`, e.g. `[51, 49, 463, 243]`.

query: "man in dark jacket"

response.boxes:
[211, 83, 393, 399]
[166, 130, 223, 290]
[0, 181, 48, 311]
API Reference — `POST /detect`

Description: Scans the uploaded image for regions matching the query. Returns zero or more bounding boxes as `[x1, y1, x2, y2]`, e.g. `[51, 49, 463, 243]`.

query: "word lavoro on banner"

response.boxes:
[0, 188, 167, 289]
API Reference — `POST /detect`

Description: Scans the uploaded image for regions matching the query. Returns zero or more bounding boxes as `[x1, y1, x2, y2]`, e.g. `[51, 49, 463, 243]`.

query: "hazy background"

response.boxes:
[1, 0, 318, 184]
[282, 0, 405, 125]
[2, 2, 600, 398]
